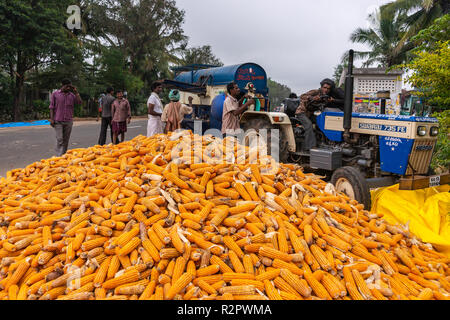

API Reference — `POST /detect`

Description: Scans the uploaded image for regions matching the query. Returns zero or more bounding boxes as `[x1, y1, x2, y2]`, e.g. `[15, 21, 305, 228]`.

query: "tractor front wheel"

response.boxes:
[330, 166, 371, 210]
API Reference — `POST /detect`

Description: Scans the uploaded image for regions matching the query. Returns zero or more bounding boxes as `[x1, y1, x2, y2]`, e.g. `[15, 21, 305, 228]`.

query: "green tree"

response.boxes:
[398, 15, 450, 171]
[85, 0, 188, 86]
[332, 62, 347, 88]
[399, 15, 450, 108]
[348, 9, 411, 67]
[409, 14, 450, 51]
[267, 78, 291, 110]
[181, 45, 223, 67]
[401, 41, 450, 108]
[0, 0, 80, 121]
[381, 0, 449, 55]
[98, 47, 144, 96]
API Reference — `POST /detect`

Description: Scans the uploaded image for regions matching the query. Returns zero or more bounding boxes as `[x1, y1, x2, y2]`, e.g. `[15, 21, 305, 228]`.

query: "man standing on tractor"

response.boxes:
[295, 78, 345, 151]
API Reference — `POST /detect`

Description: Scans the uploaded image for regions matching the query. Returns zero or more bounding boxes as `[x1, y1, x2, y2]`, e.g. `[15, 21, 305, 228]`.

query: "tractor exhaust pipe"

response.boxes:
[343, 49, 355, 143]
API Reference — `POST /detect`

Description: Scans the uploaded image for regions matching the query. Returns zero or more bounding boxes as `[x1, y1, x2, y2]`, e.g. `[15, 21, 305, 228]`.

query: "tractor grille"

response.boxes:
[406, 139, 435, 175]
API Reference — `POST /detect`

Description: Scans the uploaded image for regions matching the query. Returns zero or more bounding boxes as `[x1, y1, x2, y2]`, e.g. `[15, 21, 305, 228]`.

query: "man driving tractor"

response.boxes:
[295, 78, 345, 151]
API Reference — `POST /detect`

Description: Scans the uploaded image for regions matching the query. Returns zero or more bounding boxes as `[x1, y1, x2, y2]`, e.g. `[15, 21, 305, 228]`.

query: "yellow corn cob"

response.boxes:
[346, 281, 365, 300]
[163, 171, 189, 189]
[303, 270, 332, 300]
[219, 285, 256, 296]
[273, 276, 302, 298]
[78, 236, 107, 252]
[242, 254, 255, 275]
[196, 265, 221, 278]
[259, 246, 293, 262]
[170, 256, 187, 286]
[310, 244, 332, 271]
[139, 280, 157, 300]
[223, 235, 244, 259]
[5, 259, 30, 290]
[102, 269, 140, 290]
[351, 269, 373, 300]
[351, 245, 382, 265]
[210, 255, 234, 273]
[153, 223, 170, 244]
[222, 272, 255, 282]
[93, 256, 112, 288]
[408, 273, 440, 290]
[280, 268, 312, 298]
[263, 280, 282, 300]
[196, 280, 216, 296]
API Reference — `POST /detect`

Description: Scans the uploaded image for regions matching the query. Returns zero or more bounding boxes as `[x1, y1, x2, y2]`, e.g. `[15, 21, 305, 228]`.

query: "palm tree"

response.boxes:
[380, 0, 448, 55]
[347, 9, 412, 67]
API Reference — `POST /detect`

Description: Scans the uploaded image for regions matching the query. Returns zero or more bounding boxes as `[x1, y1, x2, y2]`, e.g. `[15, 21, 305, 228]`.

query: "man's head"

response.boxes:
[169, 89, 180, 102]
[106, 87, 114, 95]
[151, 81, 163, 94]
[61, 79, 72, 92]
[227, 82, 240, 98]
[116, 90, 124, 100]
[320, 78, 335, 96]
[289, 93, 298, 99]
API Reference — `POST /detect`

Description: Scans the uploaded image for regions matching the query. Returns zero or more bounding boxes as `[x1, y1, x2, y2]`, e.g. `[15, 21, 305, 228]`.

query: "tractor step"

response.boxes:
[291, 151, 310, 157]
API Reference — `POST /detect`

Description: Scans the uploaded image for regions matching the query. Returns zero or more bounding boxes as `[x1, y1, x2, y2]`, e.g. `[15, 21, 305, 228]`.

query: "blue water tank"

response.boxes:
[210, 93, 226, 130]
[174, 63, 268, 95]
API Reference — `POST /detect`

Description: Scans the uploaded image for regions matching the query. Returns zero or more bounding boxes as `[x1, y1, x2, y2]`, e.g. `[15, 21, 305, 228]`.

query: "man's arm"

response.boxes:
[111, 101, 116, 120]
[329, 87, 345, 106]
[181, 97, 194, 115]
[300, 89, 321, 111]
[300, 89, 319, 102]
[72, 86, 82, 105]
[127, 100, 132, 124]
[232, 99, 254, 117]
[97, 99, 102, 121]
[148, 103, 162, 117]
[49, 92, 56, 127]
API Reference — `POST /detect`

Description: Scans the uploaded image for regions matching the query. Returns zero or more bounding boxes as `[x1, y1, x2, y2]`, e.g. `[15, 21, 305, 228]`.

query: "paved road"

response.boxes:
[0, 119, 148, 178]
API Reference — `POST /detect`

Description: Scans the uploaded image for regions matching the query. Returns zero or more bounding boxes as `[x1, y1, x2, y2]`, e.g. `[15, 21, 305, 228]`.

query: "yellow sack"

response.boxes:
[371, 184, 450, 257]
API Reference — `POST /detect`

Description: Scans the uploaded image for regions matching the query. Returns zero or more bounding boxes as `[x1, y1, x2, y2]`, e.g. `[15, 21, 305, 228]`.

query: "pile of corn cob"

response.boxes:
[0, 132, 449, 300]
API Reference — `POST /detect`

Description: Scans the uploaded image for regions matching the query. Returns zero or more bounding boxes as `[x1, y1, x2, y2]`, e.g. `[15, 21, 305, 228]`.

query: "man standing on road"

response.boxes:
[222, 82, 254, 138]
[147, 81, 164, 137]
[49, 79, 82, 156]
[97, 87, 115, 145]
[111, 90, 132, 145]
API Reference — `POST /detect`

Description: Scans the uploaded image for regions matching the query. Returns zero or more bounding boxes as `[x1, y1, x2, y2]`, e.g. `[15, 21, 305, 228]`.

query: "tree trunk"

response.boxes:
[13, 74, 25, 122]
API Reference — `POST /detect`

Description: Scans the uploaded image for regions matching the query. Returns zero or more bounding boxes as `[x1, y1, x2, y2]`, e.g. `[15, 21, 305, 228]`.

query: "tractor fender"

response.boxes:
[240, 111, 296, 153]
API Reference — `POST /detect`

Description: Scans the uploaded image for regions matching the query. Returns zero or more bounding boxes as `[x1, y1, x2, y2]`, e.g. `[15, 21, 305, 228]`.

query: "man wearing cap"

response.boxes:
[295, 79, 344, 151]
[161, 90, 194, 133]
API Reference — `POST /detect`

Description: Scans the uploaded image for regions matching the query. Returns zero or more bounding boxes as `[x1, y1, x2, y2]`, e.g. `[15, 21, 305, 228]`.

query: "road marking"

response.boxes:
[128, 126, 142, 129]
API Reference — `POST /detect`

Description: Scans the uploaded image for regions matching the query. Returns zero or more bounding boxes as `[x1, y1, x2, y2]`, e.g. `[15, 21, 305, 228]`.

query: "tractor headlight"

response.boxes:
[417, 126, 427, 136]
[430, 126, 439, 136]
[273, 116, 284, 122]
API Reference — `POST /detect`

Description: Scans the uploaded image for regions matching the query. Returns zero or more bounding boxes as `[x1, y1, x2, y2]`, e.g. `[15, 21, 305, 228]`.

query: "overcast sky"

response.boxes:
[175, 0, 393, 94]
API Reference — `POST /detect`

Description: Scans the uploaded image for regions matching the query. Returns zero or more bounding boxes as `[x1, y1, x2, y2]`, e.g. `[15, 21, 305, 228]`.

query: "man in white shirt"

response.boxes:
[147, 81, 164, 137]
[222, 82, 254, 137]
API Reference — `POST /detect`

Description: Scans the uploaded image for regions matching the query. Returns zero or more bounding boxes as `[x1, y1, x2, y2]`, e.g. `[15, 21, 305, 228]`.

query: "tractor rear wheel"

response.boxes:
[330, 166, 371, 210]
[242, 117, 290, 163]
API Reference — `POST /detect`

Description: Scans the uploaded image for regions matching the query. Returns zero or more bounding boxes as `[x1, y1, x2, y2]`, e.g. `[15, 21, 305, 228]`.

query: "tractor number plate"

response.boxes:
[429, 176, 441, 187]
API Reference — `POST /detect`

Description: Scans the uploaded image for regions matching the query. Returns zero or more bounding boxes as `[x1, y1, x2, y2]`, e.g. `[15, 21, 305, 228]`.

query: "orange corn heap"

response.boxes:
[0, 132, 449, 300]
